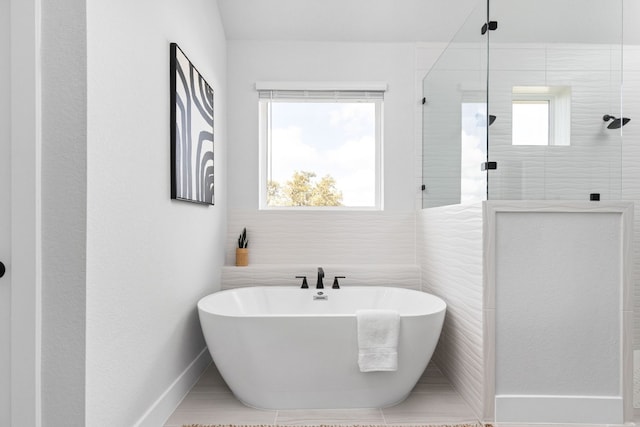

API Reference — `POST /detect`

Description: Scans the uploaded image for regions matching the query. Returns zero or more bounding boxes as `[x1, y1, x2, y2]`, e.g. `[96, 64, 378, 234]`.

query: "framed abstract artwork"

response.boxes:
[170, 42, 215, 205]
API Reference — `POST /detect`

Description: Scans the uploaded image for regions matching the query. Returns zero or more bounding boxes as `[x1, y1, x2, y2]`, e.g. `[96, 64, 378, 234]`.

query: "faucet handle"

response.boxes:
[295, 276, 308, 289]
[332, 276, 346, 289]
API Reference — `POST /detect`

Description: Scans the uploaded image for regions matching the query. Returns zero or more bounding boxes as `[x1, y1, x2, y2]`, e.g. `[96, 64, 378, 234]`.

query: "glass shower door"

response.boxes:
[421, 0, 489, 208]
[487, 0, 624, 201]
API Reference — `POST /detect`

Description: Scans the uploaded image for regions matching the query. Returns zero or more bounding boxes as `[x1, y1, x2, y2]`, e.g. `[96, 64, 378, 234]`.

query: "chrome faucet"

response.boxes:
[316, 267, 324, 289]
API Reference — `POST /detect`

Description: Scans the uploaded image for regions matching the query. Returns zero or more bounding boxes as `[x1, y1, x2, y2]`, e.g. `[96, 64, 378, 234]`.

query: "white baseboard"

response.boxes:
[495, 395, 624, 424]
[133, 347, 212, 427]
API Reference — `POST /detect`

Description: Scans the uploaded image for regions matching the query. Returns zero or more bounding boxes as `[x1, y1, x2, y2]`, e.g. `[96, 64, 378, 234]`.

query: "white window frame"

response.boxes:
[512, 86, 571, 146]
[257, 82, 386, 210]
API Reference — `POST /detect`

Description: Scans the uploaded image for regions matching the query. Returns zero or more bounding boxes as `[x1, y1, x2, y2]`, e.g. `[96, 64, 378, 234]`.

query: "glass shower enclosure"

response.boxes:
[422, 0, 625, 209]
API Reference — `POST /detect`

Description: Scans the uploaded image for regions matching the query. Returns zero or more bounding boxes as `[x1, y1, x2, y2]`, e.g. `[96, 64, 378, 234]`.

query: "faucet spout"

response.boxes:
[316, 267, 325, 289]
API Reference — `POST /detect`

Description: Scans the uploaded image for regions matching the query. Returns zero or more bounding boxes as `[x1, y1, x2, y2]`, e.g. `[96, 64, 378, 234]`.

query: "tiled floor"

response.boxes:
[163, 363, 478, 426]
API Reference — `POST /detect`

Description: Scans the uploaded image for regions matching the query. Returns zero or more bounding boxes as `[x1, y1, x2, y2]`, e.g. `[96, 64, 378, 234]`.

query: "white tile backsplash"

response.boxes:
[224, 209, 420, 290]
[226, 210, 415, 266]
[222, 264, 421, 290]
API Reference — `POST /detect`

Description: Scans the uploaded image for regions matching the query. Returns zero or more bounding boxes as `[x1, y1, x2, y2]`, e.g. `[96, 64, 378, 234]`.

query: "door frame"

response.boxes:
[11, 0, 42, 425]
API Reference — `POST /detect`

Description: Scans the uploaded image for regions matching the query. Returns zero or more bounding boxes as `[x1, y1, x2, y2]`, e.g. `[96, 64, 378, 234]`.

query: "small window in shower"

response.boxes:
[512, 101, 549, 146]
[512, 86, 571, 146]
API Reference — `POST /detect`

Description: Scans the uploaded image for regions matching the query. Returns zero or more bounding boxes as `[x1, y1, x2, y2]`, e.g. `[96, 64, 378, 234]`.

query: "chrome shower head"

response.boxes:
[603, 114, 631, 129]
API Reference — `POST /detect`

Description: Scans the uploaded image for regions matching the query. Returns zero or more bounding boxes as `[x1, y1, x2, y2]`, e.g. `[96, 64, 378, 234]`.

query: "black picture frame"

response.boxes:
[170, 42, 215, 205]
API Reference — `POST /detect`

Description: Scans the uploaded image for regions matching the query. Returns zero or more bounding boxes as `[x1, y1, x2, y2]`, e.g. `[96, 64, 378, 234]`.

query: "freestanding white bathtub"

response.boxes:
[197, 286, 446, 409]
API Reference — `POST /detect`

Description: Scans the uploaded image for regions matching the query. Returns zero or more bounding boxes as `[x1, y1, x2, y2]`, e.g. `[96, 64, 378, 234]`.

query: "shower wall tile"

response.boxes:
[612, 48, 624, 73]
[490, 70, 547, 103]
[543, 146, 622, 200]
[417, 203, 484, 420]
[423, 42, 629, 205]
[486, 46, 624, 202]
[435, 46, 487, 72]
[488, 146, 547, 200]
[226, 210, 415, 266]
[622, 145, 640, 199]
[489, 45, 546, 71]
[623, 71, 640, 146]
[549, 71, 621, 145]
[546, 46, 614, 71]
[624, 46, 640, 71]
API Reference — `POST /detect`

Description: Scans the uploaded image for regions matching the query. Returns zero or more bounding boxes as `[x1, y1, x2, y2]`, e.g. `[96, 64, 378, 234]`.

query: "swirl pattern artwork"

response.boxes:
[170, 43, 214, 205]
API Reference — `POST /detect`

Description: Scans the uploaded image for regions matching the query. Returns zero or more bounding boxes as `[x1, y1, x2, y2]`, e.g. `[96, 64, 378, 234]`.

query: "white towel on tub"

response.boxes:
[356, 309, 400, 372]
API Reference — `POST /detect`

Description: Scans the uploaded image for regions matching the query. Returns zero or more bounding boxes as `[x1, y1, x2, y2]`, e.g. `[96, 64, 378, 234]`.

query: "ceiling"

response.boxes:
[216, 0, 479, 43]
[216, 0, 639, 45]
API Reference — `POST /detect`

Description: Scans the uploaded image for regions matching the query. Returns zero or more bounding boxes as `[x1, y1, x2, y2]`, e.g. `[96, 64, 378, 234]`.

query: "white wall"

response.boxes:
[0, 0, 10, 423]
[8, 1, 42, 424]
[86, 0, 227, 425]
[227, 41, 417, 212]
[41, 0, 87, 425]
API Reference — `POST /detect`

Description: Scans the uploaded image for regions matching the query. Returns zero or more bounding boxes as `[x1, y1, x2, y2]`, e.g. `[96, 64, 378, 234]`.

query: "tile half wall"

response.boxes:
[226, 210, 416, 266]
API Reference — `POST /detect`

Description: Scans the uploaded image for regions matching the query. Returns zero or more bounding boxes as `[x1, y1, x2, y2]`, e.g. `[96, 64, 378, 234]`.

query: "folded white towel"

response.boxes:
[356, 309, 400, 372]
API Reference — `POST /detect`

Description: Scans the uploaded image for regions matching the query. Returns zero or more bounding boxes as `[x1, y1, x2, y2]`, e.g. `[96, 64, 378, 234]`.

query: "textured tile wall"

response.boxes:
[222, 264, 421, 290]
[226, 210, 416, 266]
[488, 43, 624, 202]
[417, 203, 485, 420]
[223, 210, 420, 290]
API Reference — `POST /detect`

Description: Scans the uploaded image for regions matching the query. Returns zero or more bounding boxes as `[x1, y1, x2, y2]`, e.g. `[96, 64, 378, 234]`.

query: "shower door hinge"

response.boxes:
[481, 21, 498, 35]
[481, 161, 497, 171]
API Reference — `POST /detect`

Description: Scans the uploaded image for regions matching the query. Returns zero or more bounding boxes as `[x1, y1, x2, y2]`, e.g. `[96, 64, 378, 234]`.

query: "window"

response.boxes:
[512, 100, 550, 146]
[258, 86, 384, 209]
[512, 86, 571, 146]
